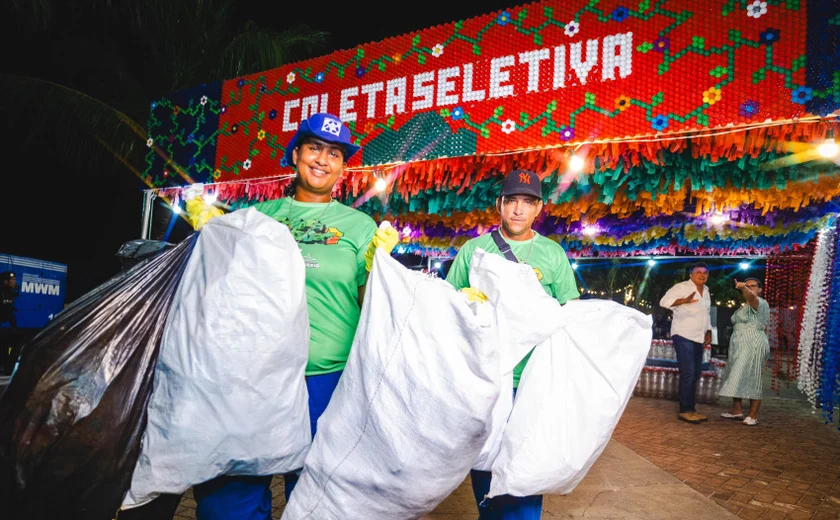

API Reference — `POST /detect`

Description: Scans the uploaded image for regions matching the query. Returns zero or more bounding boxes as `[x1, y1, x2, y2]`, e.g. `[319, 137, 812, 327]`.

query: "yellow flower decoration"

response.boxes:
[257, 129, 266, 140]
[213, 169, 222, 180]
[702, 87, 722, 105]
[393, 54, 402, 63]
[615, 95, 632, 112]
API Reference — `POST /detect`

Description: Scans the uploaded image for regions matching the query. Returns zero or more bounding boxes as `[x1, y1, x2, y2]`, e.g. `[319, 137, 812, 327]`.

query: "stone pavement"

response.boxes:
[169, 381, 840, 520]
[611, 396, 840, 520]
[171, 426, 739, 519]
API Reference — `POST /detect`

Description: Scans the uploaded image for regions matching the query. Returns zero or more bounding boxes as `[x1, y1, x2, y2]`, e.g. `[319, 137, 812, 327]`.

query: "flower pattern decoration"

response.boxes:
[243, 159, 252, 170]
[452, 107, 465, 120]
[746, 1, 768, 19]
[612, 6, 629, 22]
[653, 37, 670, 53]
[759, 28, 780, 45]
[615, 95, 632, 112]
[431, 44, 444, 58]
[286, 72, 296, 84]
[702, 87, 722, 105]
[791, 86, 813, 104]
[564, 21, 580, 37]
[497, 11, 511, 26]
[651, 115, 669, 131]
[739, 100, 760, 118]
[501, 119, 516, 134]
[560, 127, 575, 141]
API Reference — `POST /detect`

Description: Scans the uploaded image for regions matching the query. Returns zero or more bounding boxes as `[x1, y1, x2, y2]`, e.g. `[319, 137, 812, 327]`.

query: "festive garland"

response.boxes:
[820, 225, 840, 425]
[797, 226, 837, 408]
[764, 239, 816, 393]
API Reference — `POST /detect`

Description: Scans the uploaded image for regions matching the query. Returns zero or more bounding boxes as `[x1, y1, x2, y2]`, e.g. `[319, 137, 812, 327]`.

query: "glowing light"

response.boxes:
[402, 225, 412, 236]
[572, 262, 579, 270]
[647, 259, 657, 267]
[203, 193, 217, 205]
[708, 212, 729, 226]
[817, 138, 839, 158]
[569, 155, 585, 172]
[171, 205, 182, 214]
[739, 262, 750, 270]
[582, 225, 599, 237]
[434, 261, 442, 269]
[375, 178, 387, 192]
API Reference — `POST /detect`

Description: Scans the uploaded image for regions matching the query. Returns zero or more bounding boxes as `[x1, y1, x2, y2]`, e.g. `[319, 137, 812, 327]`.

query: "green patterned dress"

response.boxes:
[719, 297, 770, 400]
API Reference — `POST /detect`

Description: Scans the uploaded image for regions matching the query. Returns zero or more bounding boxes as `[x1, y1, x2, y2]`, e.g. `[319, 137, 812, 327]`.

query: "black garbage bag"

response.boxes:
[0, 234, 196, 520]
[115, 239, 175, 272]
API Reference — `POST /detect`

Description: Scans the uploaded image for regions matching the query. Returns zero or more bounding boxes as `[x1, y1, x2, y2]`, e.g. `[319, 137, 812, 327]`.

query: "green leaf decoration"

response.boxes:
[584, 92, 596, 104]
[481, 127, 490, 138]
[652, 92, 664, 105]
[418, 54, 426, 65]
[412, 34, 421, 46]
[472, 44, 481, 56]
[356, 47, 365, 58]
[493, 106, 504, 117]
[520, 112, 530, 123]
[637, 42, 653, 53]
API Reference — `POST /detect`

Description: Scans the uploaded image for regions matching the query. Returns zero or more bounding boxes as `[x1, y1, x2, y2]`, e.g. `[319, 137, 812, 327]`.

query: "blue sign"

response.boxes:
[1, 254, 67, 329]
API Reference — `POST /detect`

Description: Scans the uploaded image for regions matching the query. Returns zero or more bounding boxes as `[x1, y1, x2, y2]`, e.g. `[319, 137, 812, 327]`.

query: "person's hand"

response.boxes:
[675, 292, 698, 305]
[364, 222, 401, 272]
[185, 197, 224, 231]
[734, 279, 746, 290]
[460, 287, 488, 303]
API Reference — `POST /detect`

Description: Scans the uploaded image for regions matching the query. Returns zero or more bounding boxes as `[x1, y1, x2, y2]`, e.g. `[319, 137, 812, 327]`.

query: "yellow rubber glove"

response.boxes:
[185, 197, 224, 230]
[364, 222, 401, 272]
[460, 287, 488, 303]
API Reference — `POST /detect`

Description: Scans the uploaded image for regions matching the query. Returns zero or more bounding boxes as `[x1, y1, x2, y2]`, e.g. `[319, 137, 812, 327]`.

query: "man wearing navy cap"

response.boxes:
[446, 169, 579, 520]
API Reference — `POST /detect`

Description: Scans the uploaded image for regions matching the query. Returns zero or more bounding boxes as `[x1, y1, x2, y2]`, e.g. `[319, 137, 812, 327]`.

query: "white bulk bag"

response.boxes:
[283, 249, 560, 520]
[488, 298, 652, 498]
[468, 249, 563, 471]
[123, 208, 311, 507]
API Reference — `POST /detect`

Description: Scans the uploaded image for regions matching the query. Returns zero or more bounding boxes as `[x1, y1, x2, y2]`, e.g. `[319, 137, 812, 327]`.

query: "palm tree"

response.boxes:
[2, 0, 328, 178]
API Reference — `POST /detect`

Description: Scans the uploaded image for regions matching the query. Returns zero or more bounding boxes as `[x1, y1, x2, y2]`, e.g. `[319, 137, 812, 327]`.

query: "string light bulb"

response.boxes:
[569, 154, 585, 172]
[739, 262, 750, 270]
[817, 138, 839, 158]
[171, 204, 182, 214]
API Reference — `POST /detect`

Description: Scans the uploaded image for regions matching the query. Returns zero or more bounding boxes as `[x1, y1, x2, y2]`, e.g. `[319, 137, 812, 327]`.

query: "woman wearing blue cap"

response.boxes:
[188, 113, 399, 520]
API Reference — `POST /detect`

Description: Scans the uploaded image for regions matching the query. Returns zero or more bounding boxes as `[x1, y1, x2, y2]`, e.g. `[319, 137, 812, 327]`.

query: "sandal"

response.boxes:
[720, 412, 744, 420]
[743, 417, 758, 426]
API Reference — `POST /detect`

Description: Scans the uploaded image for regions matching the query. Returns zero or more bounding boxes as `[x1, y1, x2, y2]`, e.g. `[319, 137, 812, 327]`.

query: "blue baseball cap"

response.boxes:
[284, 113, 360, 164]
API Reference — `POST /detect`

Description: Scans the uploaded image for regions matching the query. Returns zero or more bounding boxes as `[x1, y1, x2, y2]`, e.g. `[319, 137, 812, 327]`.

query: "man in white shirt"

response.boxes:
[659, 263, 713, 424]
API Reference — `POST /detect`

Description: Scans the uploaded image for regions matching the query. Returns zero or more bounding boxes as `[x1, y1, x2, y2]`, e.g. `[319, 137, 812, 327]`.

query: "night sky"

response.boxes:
[0, 1, 521, 302]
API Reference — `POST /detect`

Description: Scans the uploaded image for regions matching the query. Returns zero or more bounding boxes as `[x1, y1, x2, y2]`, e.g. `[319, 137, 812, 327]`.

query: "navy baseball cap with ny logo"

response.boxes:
[500, 169, 543, 200]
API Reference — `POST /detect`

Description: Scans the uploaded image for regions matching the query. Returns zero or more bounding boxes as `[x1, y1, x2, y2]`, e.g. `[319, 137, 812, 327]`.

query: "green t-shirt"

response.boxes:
[446, 231, 580, 387]
[253, 198, 376, 376]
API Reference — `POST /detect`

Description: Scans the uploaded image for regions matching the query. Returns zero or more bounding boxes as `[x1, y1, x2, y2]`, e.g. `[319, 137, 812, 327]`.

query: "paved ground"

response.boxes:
[171, 438, 739, 520]
[165, 370, 840, 520]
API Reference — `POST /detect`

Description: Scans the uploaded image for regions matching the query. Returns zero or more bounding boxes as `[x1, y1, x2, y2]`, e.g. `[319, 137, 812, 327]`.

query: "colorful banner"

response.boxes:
[143, 0, 840, 257]
[208, 0, 823, 182]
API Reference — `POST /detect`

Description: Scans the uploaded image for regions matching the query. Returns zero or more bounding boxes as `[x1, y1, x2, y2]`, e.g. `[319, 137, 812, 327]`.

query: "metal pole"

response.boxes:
[140, 190, 156, 240]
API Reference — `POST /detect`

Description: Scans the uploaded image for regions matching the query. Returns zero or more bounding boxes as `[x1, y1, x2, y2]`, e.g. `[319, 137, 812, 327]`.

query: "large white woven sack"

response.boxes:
[488, 298, 653, 498]
[283, 248, 560, 520]
[123, 208, 311, 507]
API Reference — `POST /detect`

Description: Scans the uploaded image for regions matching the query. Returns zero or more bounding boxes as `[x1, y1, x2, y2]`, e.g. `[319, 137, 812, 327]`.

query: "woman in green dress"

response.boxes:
[719, 278, 770, 426]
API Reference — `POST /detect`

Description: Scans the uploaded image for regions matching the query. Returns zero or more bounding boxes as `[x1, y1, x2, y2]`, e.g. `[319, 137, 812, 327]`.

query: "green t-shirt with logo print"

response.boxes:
[253, 197, 376, 376]
[446, 231, 580, 387]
